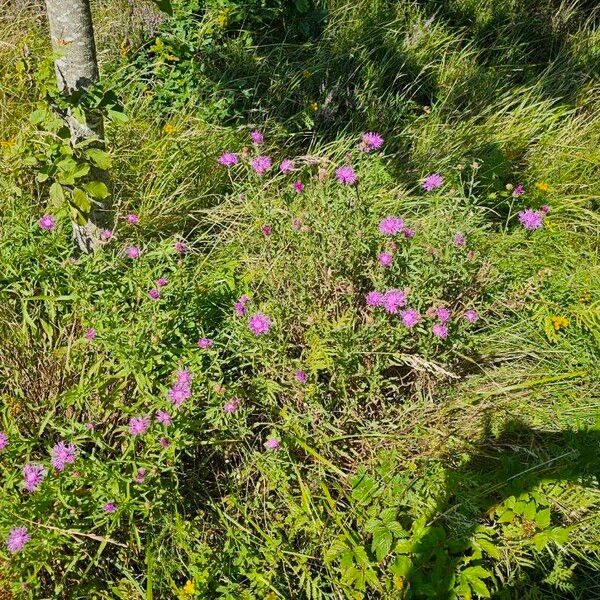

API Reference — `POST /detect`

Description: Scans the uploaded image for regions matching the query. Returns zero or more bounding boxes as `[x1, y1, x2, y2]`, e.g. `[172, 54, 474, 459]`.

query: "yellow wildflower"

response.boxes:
[550, 316, 569, 331]
[535, 182, 550, 192]
[1, 139, 15, 149]
[163, 123, 175, 135]
[182, 580, 196, 595]
[309, 101, 318, 112]
[302, 70, 311, 78]
[580, 291, 591, 303]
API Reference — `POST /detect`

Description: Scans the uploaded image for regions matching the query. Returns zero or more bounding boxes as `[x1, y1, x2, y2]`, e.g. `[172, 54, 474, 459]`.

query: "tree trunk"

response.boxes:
[44, 0, 111, 253]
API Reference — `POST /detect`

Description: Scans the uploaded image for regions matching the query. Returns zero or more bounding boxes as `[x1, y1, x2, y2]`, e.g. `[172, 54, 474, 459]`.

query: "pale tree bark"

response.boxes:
[44, 0, 111, 253]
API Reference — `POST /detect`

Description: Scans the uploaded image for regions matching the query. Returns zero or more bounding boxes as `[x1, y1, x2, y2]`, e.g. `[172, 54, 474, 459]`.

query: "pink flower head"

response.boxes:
[422, 173, 444, 191]
[280, 159, 294, 173]
[126, 246, 141, 259]
[159, 437, 170, 448]
[85, 327, 96, 340]
[134, 468, 147, 484]
[295, 370, 308, 384]
[223, 397, 240, 413]
[156, 410, 173, 426]
[293, 181, 304, 193]
[85, 422, 95, 431]
[464, 309, 479, 323]
[126, 213, 139, 225]
[540, 204, 550, 214]
[251, 155, 272, 175]
[197, 337, 214, 349]
[335, 165, 357, 186]
[435, 307, 451, 323]
[0, 432, 7, 451]
[148, 289, 160, 300]
[361, 131, 384, 152]
[157, 277, 168, 287]
[51, 441, 77, 471]
[432, 323, 448, 339]
[100, 229, 114, 241]
[265, 437, 280, 451]
[378, 252, 393, 267]
[403, 227, 415, 239]
[261, 225, 272, 236]
[168, 370, 193, 406]
[513, 183, 524, 197]
[23, 464, 46, 492]
[250, 130, 264, 145]
[453, 233, 466, 247]
[218, 152, 239, 167]
[248, 313, 271, 336]
[401, 308, 421, 328]
[175, 369, 193, 386]
[382, 289, 407, 314]
[292, 218, 302, 230]
[518, 209, 543, 230]
[38, 214, 56, 231]
[103, 502, 117, 513]
[6, 527, 29, 554]
[174, 241, 188, 254]
[234, 294, 250, 316]
[366, 291, 384, 307]
[128, 416, 150, 436]
[379, 216, 405, 236]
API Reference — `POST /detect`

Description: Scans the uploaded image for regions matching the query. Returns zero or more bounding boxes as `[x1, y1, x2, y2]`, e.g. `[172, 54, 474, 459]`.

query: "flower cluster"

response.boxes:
[167, 369, 194, 406]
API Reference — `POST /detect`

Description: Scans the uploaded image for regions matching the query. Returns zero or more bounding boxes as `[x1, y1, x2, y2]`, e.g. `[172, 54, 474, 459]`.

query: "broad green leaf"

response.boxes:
[49, 181, 65, 206]
[71, 188, 91, 215]
[534, 508, 551, 529]
[150, 0, 173, 15]
[372, 525, 392, 562]
[86, 148, 112, 170]
[83, 180, 110, 199]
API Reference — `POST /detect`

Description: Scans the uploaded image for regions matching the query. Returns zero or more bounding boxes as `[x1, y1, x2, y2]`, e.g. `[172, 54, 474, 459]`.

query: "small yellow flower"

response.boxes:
[535, 182, 550, 192]
[550, 316, 569, 331]
[309, 101, 318, 112]
[163, 123, 175, 135]
[580, 291, 591, 303]
[0, 138, 15, 149]
[182, 580, 196, 595]
[302, 70, 311, 78]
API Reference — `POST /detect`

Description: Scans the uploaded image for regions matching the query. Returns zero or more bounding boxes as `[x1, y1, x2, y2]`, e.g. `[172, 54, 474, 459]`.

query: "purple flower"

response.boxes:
[128, 416, 150, 436]
[134, 468, 147, 484]
[453, 234, 466, 247]
[518, 209, 543, 230]
[174, 241, 188, 254]
[234, 294, 250, 316]
[0, 432, 7, 451]
[156, 410, 173, 426]
[126, 246, 141, 259]
[378, 252, 393, 267]
[464, 309, 479, 323]
[100, 229, 114, 241]
[403, 227, 415, 239]
[126, 213, 139, 225]
[295, 370, 308, 384]
[540, 204, 550, 214]
[85, 422, 95, 431]
[6, 527, 29, 553]
[168, 370, 193, 406]
[197, 337, 214, 349]
[159, 437, 170, 448]
[250, 130, 264, 145]
[401, 309, 421, 328]
[366, 291, 384, 307]
[292, 218, 302, 230]
[38, 214, 56, 231]
[148, 289, 160, 300]
[432, 323, 448, 339]
[157, 277, 168, 287]
[223, 398, 240, 413]
[382, 289, 407, 314]
[51, 441, 77, 471]
[379, 216, 405, 236]
[218, 152, 239, 167]
[280, 159, 294, 173]
[261, 225, 272, 236]
[175, 369, 193, 385]
[513, 183, 524, 197]
[103, 502, 117, 513]
[422, 173, 444, 191]
[265, 437, 280, 451]
[85, 328, 96, 340]
[248, 313, 271, 336]
[335, 165, 357, 186]
[23, 464, 46, 492]
[435, 307, 451, 323]
[361, 132, 384, 152]
[251, 155, 272, 175]
[293, 181, 304, 193]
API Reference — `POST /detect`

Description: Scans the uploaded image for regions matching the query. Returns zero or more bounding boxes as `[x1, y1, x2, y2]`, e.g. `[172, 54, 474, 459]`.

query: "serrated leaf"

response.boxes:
[534, 508, 551, 529]
[389, 555, 411, 577]
[372, 526, 392, 562]
[469, 577, 490, 598]
[30, 109, 48, 124]
[476, 539, 500, 559]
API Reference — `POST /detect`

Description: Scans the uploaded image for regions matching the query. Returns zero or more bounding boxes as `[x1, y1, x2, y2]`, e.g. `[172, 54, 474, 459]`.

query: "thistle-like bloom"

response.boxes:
[382, 289, 407, 314]
[159, 437, 170, 448]
[292, 218, 302, 231]
[134, 468, 147, 484]
[223, 397, 240, 413]
[174, 241, 188, 254]
[422, 173, 444, 191]
[103, 502, 117, 513]
[250, 130, 264, 145]
[234, 294, 250, 316]
[293, 181, 304, 193]
[100, 229, 114, 241]
[157, 277, 167, 287]
[518, 209, 543, 230]
[248, 313, 271, 336]
[218, 152, 239, 167]
[251, 155, 272, 175]
[453, 234, 466, 247]
[540, 204, 550, 214]
[435, 307, 451, 323]
[464, 309, 479, 323]
[0, 432, 7, 450]
[366, 291, 384, 307]
[379, 252, 393, 267]
[265, 437, 280, 451]
[197, 337, 214, 349]
[23, 464, 46, 492]
[280, 159, 294, 173]
[156, 410, 173, 426]
[85, 328, 96, 340]
[403, 227, 415, 239]
[126, 246, 141, 259]
[6, 527, 29, 553]
[361, 132, 384, 152]
[126, 213, 139, 225]
[513, 183, 524, 197]
[51, 441, 77, 471]
[38, 214, 56, 231]
[168, 369, 193, 406]
[401, 308, 421, 328]
[379, 217, 405, 236]
[335, 165, 357, 185]
[295, 370, 308, 384]
[128, 416, 150, 436]
[148, 289, 160, 300]
[261, 225, 272, 236]
[432, 323, 448, 339]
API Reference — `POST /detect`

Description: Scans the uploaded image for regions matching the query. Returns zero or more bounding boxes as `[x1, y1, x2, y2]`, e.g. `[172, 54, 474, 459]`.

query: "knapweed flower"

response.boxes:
[401, 309, 421, 328]
[379, 252, 393, 267]
[251, 155, 272, 175]
[432, 323, 448, 339]
[85, 422, 95, 431]
[361, 132, 384, 152]
[295, 370, 308, 384]
[292, 218, 302, 230]
[234, 294, 250, 316]
[168, 369, 193, 406]
[174, 241, 188, 254]
[382, 289, 407, 314]
[126, 213, 139, 225]
[85, 328, 96, 340]
[293, 181, 304, 193]
[550, 315, 569, 331]
[513, 183, 524, 197]
[38, 214, 56, 231]
[0, 432, 8, 451]
[156, 410, 173, 426]
[464, 309, 479, 323]
[265, 437, 281, 451]
[280, 159, 294, 173]
[103, 502, 117, 513]
[248, 313, 271, 336]
[51, 441, 77, 471]
[403, 227, 415, 239]
[518, 209, 544, 230]
[535, 182, 550, 192]
[435, 307, 452, 323]
[23, 464, 46, 492]
[128, 416, 150, 436]
[335, 165, 357, 185]
[197, 337, 214, 349]
[379, 216, 405, 236]
[218, 152, 239, 167]
[134, 468, 147, 484]
[159, 437, 170, 448]
[6, 527, 29, 553]
[453, 233, 466, 247]
[261, 225, 272, 236]
[148, 289, 160, 300]
[223, 397, 240, 413]
[422, 173, 444, 191]
[157, 277, 167, 287]
[540, 204, 550, 214]
[366, 291, 384, 307]
[250, 130, 264, 145]
[126, 246, 141, 259]
[100, 229, 114, 241]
